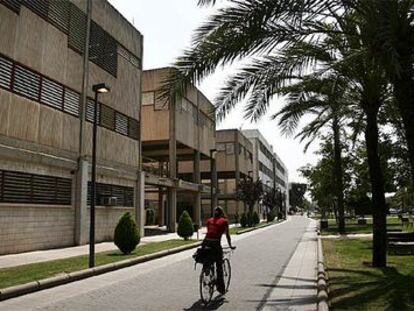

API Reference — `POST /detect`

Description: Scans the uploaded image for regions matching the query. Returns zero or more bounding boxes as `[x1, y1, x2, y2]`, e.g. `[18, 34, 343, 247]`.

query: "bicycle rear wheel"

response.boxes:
[223, 258, 231, 292]
[200, 265, 214, 305]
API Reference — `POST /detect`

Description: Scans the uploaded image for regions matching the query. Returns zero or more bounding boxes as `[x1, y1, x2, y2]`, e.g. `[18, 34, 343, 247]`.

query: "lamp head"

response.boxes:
[92, 83, 111, 94]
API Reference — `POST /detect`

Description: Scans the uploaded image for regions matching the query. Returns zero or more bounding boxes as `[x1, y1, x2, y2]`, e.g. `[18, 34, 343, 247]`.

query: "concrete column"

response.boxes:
[135, 171, 145, 237]
[235, 134, 241, 214]
[193, 151, 201, 226]
[158, 188, 164, 226]
[211, 157, 218, 216]
[167, 188, 177, 231]
[74, 159, 89, 245]
[168, 94, 177, 232]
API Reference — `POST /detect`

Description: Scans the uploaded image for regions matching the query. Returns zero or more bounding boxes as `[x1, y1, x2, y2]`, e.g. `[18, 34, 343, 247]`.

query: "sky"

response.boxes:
[108, 0, 320, 183]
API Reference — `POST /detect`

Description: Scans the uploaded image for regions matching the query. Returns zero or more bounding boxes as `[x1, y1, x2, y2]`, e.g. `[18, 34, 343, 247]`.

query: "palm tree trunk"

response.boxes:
[394, 76, 414, 186]
[333, 115, 346, 234]
[364, 107, 387, 267]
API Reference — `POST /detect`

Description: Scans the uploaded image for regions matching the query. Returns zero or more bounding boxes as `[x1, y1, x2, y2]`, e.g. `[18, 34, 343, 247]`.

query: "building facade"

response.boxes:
[0, 0, 143, 254]
[242, 130, 289, 215]
[179, 129, 253, 222]
[141, 68, 215, 231]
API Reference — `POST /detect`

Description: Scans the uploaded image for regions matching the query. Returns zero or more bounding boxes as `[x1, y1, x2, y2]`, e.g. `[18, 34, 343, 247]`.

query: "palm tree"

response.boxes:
[162, 1, 390, 267]
[345, 0, 414, 188]
[273, 75, 353, 234]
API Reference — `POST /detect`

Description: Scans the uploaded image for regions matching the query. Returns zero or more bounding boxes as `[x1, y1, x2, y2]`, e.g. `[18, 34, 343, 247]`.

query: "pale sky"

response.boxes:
[108, 0, 319, 182]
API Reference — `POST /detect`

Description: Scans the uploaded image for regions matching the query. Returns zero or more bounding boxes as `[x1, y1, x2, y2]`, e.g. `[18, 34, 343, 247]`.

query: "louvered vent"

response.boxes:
[0, 56, 13, 90]
[13, 65, 40, 100]
[63, 88, 80, 116]
[40, 77, 64, 110]
[0, 170, 72, 205]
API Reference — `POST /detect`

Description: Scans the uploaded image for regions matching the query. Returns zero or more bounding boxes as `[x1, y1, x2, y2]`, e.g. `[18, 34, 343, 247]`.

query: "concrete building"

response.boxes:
[179, 129, 253, 222]
[141, 68, 215, 232]
[0, 0, 143, 254]
[242, 130, 289, 215]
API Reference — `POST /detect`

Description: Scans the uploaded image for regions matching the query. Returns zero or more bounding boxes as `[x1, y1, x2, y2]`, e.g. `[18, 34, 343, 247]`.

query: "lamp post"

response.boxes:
[89, 83, 110, 268]
[210, 148, 217, 217]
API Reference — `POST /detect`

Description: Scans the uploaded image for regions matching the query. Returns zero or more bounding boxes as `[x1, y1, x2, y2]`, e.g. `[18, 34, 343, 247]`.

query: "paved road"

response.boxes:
[0, 216, 310, 311]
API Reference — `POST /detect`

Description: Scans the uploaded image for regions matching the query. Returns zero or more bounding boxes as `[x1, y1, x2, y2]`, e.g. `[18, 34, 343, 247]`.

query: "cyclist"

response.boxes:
[202, 206, 235, 295]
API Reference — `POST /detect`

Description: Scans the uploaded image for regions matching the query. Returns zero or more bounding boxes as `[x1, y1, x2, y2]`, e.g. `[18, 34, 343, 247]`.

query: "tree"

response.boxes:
[236, 178, 264, 226]
[289, 183, 307, 212]
[114, 212, 140, 255]
[275, 75, 352, 233]
[177, 210, 194, 240]
[262, 188, 279, 221]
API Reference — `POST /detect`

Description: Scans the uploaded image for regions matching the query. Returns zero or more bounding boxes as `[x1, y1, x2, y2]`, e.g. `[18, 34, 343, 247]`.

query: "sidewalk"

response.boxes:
[0, 227, 209, 269]
[262, 219, 318, 311]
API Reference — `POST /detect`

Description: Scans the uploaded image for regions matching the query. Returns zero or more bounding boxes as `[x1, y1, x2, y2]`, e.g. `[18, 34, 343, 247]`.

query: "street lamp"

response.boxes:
[210, 148, 217, 217]
[89, 83, 110, 268]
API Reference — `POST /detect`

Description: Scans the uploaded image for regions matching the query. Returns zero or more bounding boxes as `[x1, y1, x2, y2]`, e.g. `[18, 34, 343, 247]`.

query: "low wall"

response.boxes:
[0, 205, 75, 255]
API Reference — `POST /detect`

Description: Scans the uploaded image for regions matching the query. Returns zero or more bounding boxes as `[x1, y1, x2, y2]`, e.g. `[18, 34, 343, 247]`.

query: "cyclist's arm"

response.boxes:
[224, 224, 234, 249]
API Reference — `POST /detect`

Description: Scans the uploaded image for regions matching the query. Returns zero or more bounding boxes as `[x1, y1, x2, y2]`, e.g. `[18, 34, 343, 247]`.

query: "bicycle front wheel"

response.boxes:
[223, 258, 231, 292]
[200, 265, 214, 305]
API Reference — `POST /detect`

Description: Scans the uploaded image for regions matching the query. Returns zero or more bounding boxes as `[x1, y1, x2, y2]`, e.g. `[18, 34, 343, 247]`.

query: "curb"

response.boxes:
[236, 219, 287, 235]
[317, 236, 329, 311]
[0, 241, 202, 301]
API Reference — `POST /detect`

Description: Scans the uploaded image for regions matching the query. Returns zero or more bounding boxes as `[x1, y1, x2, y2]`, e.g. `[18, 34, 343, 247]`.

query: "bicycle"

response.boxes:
[198, 247, 235, 305]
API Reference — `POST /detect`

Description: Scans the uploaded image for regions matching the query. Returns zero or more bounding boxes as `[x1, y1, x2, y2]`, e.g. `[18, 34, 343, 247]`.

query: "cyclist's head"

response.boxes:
[214, 206, 224, 218]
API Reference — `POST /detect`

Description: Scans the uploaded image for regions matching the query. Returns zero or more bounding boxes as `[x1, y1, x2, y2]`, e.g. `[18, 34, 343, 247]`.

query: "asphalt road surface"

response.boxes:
[0, 216, 310, 311]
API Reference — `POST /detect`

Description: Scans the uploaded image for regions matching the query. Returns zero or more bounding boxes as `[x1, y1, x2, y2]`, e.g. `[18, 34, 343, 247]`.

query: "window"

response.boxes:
[115, 112, 128, 136]
[100, 104, 115, 130]
[68, 3, 86, 53]
[1, 0, 22, 13]
[142, 92, 154, 106]
[25, 0, 49, 20]
[0, 170, 72, 205]
[226, 143, 234, 155]
[128, 119, 139, 140]
[0, 56, 13, 90]
[48, 0, 70, 33]
[13, 65, 41, 100]
[216, 143, 226, 152]
[87, 182, 134, 207]
[63, 88, 80, 116]
[118, 45, 141, 69]
[89, 21, 118, 76]
[86, 99, 100, 123]
[40, 78, 64, 110]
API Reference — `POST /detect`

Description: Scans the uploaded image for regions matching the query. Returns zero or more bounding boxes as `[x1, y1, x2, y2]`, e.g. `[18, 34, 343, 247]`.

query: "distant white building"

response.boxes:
[242, 130, 290, 214]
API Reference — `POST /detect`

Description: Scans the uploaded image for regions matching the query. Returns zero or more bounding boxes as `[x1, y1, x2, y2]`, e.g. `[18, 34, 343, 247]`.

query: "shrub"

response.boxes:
[114, 212, 140, 255]
[177, 210, 194, 240]
[252, 211, 260, 226]
[240, 213, 248, 227]
[267, 210, 276, 222]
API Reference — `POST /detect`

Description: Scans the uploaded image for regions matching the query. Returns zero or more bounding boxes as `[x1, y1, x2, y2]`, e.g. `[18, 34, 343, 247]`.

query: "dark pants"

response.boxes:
[202, 239, 225, 294]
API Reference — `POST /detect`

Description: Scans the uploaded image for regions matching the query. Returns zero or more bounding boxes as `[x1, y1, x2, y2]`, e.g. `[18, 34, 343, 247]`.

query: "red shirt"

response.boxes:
[206, 217, 228, 240]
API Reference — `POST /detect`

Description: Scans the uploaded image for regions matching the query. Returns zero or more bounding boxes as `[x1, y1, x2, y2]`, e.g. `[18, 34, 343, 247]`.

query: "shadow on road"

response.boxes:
[183, 296, 227, 310]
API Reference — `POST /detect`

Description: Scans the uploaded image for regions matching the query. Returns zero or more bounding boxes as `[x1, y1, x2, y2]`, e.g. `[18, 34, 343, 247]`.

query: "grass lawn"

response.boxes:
[229, 219, 283, 235]
[321, 217, 413, 235]
[323, 239, 414, 310]
[0, 239, 197, 289]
